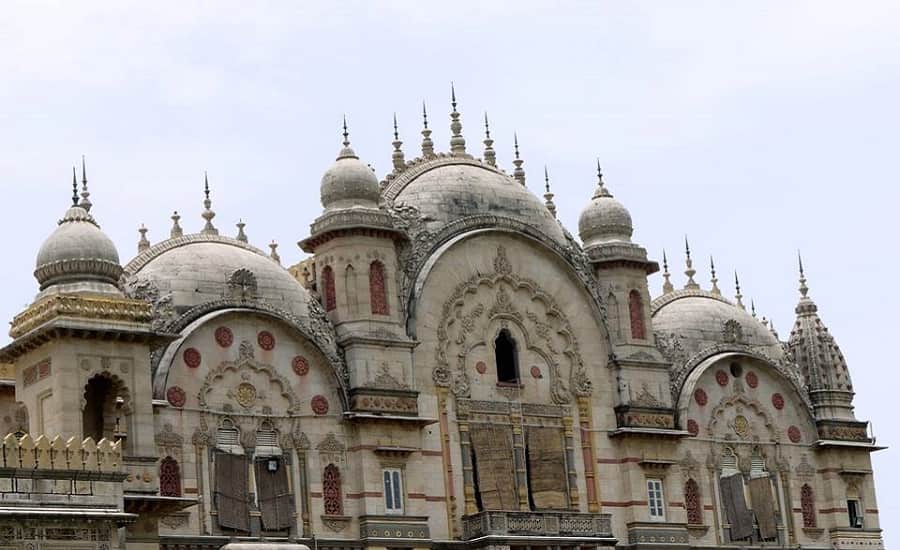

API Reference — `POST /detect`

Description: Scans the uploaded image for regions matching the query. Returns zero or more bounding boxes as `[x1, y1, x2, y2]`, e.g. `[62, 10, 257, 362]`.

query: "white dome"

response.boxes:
[320, 145, 380, 210]
[578, 184, 633, 247]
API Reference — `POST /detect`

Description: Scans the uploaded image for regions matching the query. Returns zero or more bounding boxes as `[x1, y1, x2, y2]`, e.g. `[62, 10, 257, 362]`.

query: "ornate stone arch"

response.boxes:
[81, 370, 132, 415]
[706, 393, 779, 443]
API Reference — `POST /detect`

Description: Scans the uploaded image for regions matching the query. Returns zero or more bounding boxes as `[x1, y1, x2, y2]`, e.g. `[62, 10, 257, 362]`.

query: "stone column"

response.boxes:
[563, 412, 579, 509]
[578, 397, 600, 512]
[457, 400, 477, 515]
[510, 403, 529, 511]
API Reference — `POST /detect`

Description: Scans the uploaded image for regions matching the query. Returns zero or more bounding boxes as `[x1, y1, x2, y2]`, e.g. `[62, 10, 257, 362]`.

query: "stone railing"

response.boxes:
[0, 433, 123, 477]
[461, 511, 613, 540]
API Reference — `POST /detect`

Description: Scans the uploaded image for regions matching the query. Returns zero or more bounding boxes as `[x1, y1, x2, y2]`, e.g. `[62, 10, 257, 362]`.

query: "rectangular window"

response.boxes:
[848, 499, 863, 528]
[383, 468, 404, 515]
[647, 478, 666, 522]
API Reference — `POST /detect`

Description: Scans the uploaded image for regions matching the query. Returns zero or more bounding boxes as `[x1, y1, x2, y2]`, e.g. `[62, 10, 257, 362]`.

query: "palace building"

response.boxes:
[0, 94, 883, 550]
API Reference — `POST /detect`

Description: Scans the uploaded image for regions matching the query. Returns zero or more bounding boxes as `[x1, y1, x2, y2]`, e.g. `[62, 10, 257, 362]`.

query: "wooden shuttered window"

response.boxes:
[215, 451, 250, 532]
[255, 458, 295, 531]
[525, 426, 569, 509]
[470, 424, 518, 510]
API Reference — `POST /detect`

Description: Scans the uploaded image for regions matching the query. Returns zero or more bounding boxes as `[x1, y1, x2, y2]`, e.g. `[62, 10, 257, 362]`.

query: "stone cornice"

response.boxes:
[9, 293, 153, 339]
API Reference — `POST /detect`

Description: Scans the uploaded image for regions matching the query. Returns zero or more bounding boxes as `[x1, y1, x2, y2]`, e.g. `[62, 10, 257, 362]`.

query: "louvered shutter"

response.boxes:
[215, 452, 250, 531]
[255, 458, 295, 530]
[526, 426, 569, 509]
[470, 424, 517, 510]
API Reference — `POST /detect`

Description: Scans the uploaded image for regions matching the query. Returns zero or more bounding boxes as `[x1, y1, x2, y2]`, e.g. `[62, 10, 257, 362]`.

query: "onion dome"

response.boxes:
[320, 118, 380, 210]
[34, 173, 122, 292]
[578, 162, 633, 248]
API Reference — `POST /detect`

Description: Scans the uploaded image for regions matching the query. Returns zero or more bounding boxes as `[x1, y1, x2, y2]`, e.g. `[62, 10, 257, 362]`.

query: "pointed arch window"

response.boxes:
[801, 484, 816, 528]
[685, 478, 702, 525]
[322, 266, 336, 312]
[323, 463, 343, 515]
[495, 329, 519, 384]
[160, 456, 182, 497]
[629, 289, 645, 339]
[369, 260, 389, 315]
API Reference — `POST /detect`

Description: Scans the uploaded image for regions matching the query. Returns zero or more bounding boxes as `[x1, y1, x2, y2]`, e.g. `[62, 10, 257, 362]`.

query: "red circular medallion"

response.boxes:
[715, 370, 729, 386]
[530, 366, 542, 379]
[694, 388, 708, 406]
[167, 386, 186, 408]
[292, 356, 310, 376]
[772, 393, 785, 410]
[183, 348, 202, 369]
[687, 419, 699, 436]
[311, 395, 329, 415]
[788, 425, 802, 443]
[215, 326, 234, 348]
[745, 371, 759, 389]
[475, 361, 487, 374]
[257, 331, 276, 351]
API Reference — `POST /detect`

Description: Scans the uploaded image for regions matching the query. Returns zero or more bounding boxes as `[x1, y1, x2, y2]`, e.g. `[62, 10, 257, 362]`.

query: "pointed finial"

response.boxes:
[798, 250, 809, 298]
[78, 155, 92, 212]
[734, 271, 745, 309]
[342, 115, 350, 148]
[761, 315, 769, 329]
[512, 133, 526, 186]
[138, 224, 150, 253]
[72, 167, 79, 206]
[662, 250, 674, 293]
[420, 101, 434, 157]
[201, 172, 218, 235]
[236, 219, 248, 242]
[769, 319, 779, 338]
[482, 112, 496, 167]
[709, 256, 720, 295]
[449, 83, 467, 156]
[170, 211, 183, 238]
[543, 166, 557, 218]
[751, 299, 757, 318]
[391, 113, 406, 171]
[592, 159, 612, 198]
[269, 241, 281, 264]
[683, 236, 699, 289]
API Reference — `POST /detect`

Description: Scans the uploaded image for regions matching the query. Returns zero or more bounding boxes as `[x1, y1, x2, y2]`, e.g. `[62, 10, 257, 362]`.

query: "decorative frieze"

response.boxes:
[461, 510, 612, 540]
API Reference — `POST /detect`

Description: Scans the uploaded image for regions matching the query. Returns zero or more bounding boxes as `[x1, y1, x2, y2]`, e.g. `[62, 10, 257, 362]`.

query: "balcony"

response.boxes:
[462, 511, 613, 541]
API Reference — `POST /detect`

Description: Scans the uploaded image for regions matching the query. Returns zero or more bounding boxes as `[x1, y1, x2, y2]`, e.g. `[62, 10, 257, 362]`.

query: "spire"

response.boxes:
[201, 172, 218, 235]
[236, 219, 248, 242]
[512, 133, 526, 186]
[482, 112, 496, 167]
[769, 319, 779, 339]
[734, 271, 745, 309]
[449, 83, 467, 156]
[79, 156, 92, 212]
[137, 224, 150, 253]
[709, 256, 720, 295]
[592, 159, 612, 198]
[170, 211, 183, 238]
[336, 115, 358, 160]
[798, 250, 809, 298]
[543, 166, 557, 218]
[751, 299, 757, 318]
[71, 167, 79, 206]
[420, 101, 434, 157]
[683, 236, 699, 289]
[269, 241, 281, 264]
[662, 250, 674, 293]
[391, 113, 406, 171]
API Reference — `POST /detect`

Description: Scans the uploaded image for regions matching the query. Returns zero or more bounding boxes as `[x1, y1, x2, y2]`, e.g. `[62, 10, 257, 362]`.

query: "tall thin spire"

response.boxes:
[79, 155, 92, 212]
[709, 256, 720, 295]
[751, 299, 757, 318]
[421, 101, 434, 157]
[236, 219, 248, 242]
[798, 250, 809, 298]
[512, 133, 526, 186]
[71, 167, 79, 206]
[336, 115, 357, 160]
[170, 211, 183, 238]
[201, 172, 218, 235]
[543, 166, 557, 218]
[593, 159, 612, 198]
[734, 271, 745, 309]
[137, 224, 150, 253]
[683, 236, 699, 289]
[449, 83, 467, 156]
[391, 113, 406, 171]
[482, 112, 496, 166]
[662, 250, 674, 293]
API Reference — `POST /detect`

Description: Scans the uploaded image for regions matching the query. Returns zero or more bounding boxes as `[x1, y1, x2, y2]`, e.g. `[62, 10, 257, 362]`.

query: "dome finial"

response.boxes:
[662, 249, 674, 293]
[734, 270, 745, 309]
[512, 133, 526, 186]
[201, 172, 218, 235]
[751, 299, 757, 318]
[79, 155, 92, 212]
[335, 116, 359, 160]
[420, 101, 435, 157]
[482, 112, 496, 166]
[798, 250, 809, 298]
[342, 114, 350, 148]
[449, 83, 467, 156]
[170, 211, 183, 238]
[593, 159, 612, 198]
[236, 219, 248, 242]
[137, 224, 150, 253]
[71, 166, 79, 206]
[709, 256, 720, 295]
[543, 166, 557, 218]
[391, 113, 406, 171]
[683, 236, 699, 289]
[269, 240, 281, 264]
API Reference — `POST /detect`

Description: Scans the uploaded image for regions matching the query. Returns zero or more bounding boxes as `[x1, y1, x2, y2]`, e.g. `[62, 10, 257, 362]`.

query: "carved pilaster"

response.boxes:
[510, 403, 529, 511]
[563, 413, 579, 509]
[578, 397, 601, 512]
[457, 403, 477, 515]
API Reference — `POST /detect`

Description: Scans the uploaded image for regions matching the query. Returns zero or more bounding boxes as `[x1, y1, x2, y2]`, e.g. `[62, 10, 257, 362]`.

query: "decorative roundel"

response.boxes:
[693, 388, 708, 407]
[183, 348, 202, 369]
[745, 371, 759, 389]
[687, 419, 699, 436]
[311, 395, 329, 415]
[715, 370, 729, 386]
[475, 361, 487, 374]
[166, 386, 187, 408]
[772, 393, 785, 410]
[788, 425, 802, 443]
[257, 331, 276, 351]
[292, 356, 310, 376]
[530, 366, 543, 379]
[215, 326, 234, 348]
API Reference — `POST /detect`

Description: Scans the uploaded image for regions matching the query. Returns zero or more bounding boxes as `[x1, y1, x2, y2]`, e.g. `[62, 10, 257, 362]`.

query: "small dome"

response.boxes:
[34, 205, 122, 290]
[578, 177, 633, 248]
[320, 144, 380, 210]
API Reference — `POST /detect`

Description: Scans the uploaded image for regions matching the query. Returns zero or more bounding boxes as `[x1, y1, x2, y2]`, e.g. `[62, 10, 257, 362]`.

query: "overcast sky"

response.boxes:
[1, 0, 898, 541]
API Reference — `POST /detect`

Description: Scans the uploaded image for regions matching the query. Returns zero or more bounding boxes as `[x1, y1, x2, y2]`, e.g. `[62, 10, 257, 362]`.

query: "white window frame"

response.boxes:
[383, 468, 404, 515]
[647, 478, 666, 522]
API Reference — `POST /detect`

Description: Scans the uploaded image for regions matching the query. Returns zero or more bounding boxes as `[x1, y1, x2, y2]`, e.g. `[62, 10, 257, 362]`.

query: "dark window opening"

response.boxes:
[83, 376, 123, 442]
[160, 456, 182, 497]
[730, 362, 743, 378]
[471, 447, 484, 512]
[848, 499, 863, 528]
[495, 329, 519, 384]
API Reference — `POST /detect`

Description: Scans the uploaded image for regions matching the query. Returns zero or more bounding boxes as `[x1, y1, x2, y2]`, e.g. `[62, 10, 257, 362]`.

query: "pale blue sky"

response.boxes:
[1, 0, 897, 542]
